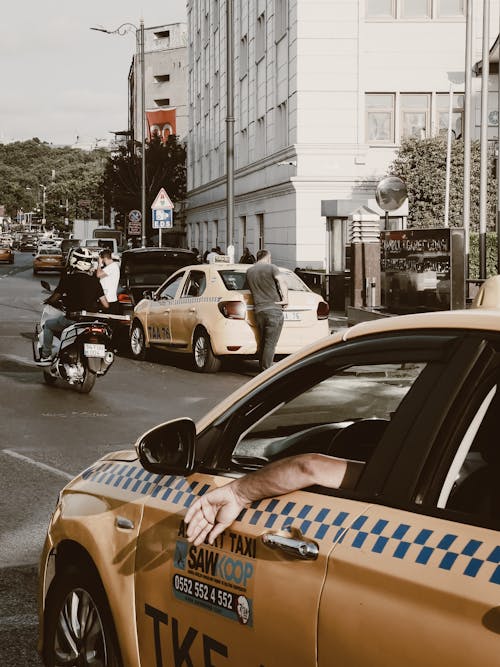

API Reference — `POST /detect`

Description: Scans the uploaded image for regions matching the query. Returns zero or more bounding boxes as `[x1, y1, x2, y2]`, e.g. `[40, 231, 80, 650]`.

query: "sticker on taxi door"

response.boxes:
[173, 522, 255, 626]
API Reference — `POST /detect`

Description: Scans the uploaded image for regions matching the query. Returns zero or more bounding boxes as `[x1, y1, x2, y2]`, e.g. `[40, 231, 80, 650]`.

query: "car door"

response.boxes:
[132, 333, 455, 667]
[146, 272, 186, 346]
[317, 335, 500, 667]
[169, 269, 208, 348]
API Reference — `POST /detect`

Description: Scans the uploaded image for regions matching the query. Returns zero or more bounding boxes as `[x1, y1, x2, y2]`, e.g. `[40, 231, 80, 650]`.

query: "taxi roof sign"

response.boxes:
[151, 188, 174, 210]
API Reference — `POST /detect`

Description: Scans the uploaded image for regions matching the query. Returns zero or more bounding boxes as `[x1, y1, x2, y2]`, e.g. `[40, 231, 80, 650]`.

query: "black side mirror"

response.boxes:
[136, 418, 196, 475]
[40, 280, 52, 292]
[142, 289, 153, 299]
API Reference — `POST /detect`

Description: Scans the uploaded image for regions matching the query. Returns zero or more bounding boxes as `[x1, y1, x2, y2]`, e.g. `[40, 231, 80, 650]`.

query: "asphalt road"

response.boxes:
[0, 251, 252, 666]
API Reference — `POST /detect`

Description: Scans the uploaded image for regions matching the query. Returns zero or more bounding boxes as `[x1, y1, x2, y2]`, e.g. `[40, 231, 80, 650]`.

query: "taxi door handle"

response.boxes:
[262, 533, 318, 560]
[115, 516, 135, 530]
[189, 307, 196, 312]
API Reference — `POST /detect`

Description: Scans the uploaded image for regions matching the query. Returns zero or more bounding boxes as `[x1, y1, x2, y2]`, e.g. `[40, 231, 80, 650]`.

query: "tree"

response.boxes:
[388, 136, 496, 231]
[100, 135, 187, 243]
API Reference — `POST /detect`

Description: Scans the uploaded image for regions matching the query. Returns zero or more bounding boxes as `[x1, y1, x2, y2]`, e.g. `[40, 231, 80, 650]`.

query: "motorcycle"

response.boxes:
[33, 280, 115, 393]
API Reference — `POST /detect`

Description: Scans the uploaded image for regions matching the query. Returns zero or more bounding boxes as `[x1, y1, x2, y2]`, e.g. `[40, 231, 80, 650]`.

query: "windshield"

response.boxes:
[218, 269, 309, 292]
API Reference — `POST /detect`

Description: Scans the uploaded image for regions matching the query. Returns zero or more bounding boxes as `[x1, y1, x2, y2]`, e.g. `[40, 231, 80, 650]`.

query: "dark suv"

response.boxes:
[117, 247, 199, 318]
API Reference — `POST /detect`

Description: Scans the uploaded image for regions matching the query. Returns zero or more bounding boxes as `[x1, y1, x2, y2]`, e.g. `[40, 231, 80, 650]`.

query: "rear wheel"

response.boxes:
[192, 329, 221, 373]
[76, 368, 96, 394]
[130, 321, 148, 360]
[43, 566, 122, 667]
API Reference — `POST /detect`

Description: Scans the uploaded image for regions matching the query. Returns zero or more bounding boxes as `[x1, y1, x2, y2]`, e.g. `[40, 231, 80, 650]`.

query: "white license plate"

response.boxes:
[84, 343, 106, 358]
[283, 311, 301, 321]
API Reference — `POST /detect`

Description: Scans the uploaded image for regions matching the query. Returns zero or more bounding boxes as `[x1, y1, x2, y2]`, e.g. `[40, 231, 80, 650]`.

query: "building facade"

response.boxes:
[186, 0, 500, 269]
[129, 23, 189, 143]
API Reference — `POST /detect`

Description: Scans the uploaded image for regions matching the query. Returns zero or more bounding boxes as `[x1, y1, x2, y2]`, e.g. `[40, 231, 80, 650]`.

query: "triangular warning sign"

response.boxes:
[151, 187, 174, 210]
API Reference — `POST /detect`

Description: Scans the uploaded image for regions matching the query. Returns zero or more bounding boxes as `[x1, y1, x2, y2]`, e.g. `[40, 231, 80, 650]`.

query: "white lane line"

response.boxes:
[2, 449, 74, 480]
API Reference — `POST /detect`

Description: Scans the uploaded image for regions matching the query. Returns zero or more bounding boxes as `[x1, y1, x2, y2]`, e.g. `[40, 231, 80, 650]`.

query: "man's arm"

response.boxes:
[184, 454, 363, 546]
[99, 295, 110, 309]
[272, 266, 289, 306]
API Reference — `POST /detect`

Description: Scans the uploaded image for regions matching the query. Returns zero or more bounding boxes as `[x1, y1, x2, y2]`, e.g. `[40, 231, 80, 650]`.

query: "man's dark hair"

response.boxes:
[256, 249, 270, 261]
[99, 248, 112, 259]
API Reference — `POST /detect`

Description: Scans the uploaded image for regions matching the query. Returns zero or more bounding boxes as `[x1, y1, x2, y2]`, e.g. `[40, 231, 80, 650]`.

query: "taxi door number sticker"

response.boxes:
[173, 524, 255, 626]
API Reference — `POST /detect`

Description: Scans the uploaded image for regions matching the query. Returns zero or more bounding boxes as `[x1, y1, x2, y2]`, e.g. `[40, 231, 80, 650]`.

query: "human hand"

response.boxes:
[184, 483, 247, 546]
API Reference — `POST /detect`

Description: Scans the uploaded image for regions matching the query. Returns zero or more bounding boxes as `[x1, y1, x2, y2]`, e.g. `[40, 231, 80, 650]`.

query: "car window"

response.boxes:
[219, 269, 309, 292]
[157, 273, 185, 300]
[230, 361, 426, 487]
[181, 270, 207, 297]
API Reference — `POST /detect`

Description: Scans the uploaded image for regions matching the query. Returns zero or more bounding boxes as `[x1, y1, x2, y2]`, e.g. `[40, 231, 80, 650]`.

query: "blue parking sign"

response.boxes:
[153, 209, 173, 229]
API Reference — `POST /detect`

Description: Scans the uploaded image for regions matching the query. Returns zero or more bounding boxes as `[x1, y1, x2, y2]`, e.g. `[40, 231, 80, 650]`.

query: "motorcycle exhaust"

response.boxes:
[104, 350, 114, 366]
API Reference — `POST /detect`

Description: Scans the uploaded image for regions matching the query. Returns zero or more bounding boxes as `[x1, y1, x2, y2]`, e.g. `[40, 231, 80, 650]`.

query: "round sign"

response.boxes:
[128, 209, 142, 223]
[375, 176, 407, 212]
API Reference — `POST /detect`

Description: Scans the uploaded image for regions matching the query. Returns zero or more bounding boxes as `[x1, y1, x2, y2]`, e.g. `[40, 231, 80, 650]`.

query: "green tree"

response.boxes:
[100, 135, 186, 242]
[388, 136, 497, 231]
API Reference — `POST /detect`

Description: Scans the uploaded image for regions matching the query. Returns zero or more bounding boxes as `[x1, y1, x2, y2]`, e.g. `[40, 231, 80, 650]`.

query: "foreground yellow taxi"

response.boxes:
[39, 310, 500, 667]
[129, 261, 330, 371]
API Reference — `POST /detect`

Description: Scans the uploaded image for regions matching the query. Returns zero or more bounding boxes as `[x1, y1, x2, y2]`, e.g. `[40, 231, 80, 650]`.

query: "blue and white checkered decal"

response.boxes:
[81, 461, 500, 585]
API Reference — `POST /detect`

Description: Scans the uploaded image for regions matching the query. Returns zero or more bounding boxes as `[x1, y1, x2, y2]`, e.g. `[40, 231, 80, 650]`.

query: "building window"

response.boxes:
[366, 93, 395, 143]
[275, 0, 287, 40]
[257, 213, 264, 250]
[256, 116, 266, 158]
[256, 12, 266, 62]
[213, 70, 220, 105]
[239, 128, 249, 166]
[212, 220, 219, 248]
[366, 0, 463, 18]
[154, 30, 170, 39]
[436, 92, 464, 138]
[240, 34, 248, 78]
[213, 0, 219, 28]
[400, 0, 430, 18]
[366, 0, 394, 16]
[154, 98, 171, 107]
[437, 0, 464, 16]
[276, 102, 287, 149]
[401, 93, 430, 139]
[154, 74, 170, 83]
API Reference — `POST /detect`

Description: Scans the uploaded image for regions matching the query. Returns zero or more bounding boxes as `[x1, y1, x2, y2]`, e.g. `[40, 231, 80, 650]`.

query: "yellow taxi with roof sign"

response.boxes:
[129, 258, 330, 371]
[39, 309, 500, 667]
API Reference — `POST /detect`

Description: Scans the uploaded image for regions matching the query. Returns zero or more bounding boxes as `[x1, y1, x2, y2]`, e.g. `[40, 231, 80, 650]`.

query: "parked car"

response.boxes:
[38, 310, 500, 667]
[0, 245, 14, 264]
[32, 247, 65, 274]
[118, 247, 199, 318]
[130, 261, 330, 371]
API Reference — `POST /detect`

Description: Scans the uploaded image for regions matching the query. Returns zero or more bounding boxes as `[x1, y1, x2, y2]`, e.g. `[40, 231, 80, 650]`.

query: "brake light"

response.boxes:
[118, 293, 133, 304]
[218, 301, 247, 320]
[316, 301, 330, 320]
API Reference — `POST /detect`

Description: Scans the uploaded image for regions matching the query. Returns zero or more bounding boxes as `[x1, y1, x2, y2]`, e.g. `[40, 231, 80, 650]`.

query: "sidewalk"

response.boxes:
[328, 310, 348, 334]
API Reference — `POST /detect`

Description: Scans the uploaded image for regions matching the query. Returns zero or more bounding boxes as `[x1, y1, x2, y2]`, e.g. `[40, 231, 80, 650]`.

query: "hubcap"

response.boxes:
[194, 335, 208, 367]
[54, 588, 107, 667]
[131, 326, 143, 355]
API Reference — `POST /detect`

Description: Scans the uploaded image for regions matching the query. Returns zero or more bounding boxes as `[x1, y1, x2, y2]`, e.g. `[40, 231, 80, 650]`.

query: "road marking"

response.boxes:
[2, 449, 74, 480]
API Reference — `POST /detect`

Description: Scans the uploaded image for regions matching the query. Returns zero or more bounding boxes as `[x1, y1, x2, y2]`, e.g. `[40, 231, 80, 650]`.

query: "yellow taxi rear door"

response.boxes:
[146, 271, 186, 346]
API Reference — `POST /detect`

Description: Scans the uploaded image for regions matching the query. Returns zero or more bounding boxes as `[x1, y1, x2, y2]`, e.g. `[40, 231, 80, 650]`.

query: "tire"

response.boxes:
[192, 328, 221, 373]
[43, 566, 122, 667]
[130, 321, 148, 360]
[43, 369, 57, 385]
[76, 368, 96, 394]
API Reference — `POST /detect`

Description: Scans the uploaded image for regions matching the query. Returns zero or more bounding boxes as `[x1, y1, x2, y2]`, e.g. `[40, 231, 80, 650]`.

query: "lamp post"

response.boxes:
[91, 20, 147, 248]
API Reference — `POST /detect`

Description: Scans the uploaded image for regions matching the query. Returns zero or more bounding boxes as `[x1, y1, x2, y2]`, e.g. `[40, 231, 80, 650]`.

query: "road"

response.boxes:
[0, 251, 251, 666]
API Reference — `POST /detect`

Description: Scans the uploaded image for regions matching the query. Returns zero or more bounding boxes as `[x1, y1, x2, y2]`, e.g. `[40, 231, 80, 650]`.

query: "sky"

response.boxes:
[0, 0, 187, 147]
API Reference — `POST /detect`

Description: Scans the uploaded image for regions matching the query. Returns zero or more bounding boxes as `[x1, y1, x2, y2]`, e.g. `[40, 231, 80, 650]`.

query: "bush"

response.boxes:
[468, 232, 498, 278]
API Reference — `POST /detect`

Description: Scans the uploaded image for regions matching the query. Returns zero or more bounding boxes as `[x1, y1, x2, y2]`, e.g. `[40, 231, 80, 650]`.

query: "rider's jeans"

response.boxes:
[41, 314, 75, 358]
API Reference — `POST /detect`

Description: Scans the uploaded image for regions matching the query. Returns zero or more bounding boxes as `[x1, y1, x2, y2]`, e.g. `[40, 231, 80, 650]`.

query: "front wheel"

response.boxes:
[76, 368, 96, 394]
[192, 329, 221, 373]
[130, 321, 148, 360]
[43, 566, 122, 667]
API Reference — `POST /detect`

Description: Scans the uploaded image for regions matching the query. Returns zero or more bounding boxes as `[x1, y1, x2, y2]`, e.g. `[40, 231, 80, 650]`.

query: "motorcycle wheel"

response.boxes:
[43, 370, 57, 385]
[77, 368, 96, 394]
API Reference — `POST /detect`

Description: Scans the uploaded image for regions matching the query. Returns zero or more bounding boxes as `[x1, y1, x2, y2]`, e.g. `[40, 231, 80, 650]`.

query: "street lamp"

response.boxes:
[91, 20, 147, 248]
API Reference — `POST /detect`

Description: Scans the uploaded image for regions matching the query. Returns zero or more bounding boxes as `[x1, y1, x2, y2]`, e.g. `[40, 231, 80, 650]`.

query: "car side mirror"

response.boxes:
[41, 280, 52, 292]
[136, 418, 197, 475]
[142, 289, 153, 299]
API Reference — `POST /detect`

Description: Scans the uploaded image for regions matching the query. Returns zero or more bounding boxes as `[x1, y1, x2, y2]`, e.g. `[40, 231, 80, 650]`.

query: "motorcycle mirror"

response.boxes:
[40, 280, 52, 292]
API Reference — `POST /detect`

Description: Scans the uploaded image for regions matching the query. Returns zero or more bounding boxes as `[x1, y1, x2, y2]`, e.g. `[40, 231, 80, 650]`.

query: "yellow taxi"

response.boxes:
[0, 244, 14, 264]
[33, 247, 65, 274]
[39, 309, 500, 667]
[129, 260, 330, 371]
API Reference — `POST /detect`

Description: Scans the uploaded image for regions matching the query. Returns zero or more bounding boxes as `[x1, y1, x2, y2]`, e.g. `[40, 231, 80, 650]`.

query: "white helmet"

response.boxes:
[69, 247, 94, 272]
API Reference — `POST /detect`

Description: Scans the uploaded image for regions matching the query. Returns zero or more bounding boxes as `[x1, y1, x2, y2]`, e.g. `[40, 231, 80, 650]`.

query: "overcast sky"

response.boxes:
[0, 0, 187, 147]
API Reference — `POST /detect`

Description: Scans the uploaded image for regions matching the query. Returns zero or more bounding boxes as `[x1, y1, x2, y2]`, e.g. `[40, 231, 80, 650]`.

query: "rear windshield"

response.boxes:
[40, 248, 62, 255]
[127, 272, 175, 286]
[218, 269, 309, 292]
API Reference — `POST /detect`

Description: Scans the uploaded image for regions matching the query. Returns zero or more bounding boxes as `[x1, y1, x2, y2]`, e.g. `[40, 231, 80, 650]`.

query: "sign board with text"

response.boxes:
[151, 188, 174, 229]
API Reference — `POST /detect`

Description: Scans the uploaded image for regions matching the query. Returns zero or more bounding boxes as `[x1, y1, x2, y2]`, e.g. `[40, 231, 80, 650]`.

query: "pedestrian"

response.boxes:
[190, 247, 201, 262]
[206, 247, 219, 263]
[239, 246, 255, 264]
[246, 249, 288, 371]
[96, 248, 120, 314]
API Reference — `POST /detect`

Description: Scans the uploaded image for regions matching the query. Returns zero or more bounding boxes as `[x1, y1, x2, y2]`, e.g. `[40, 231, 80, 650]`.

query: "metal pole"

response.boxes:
[444, 84, 454, 227]
[464, 0, 473, 279]
[479, 0, 490, 280]
[226, 0, 235, 250]
[42, 186, 46, 225]
[140, 18, 147, 248]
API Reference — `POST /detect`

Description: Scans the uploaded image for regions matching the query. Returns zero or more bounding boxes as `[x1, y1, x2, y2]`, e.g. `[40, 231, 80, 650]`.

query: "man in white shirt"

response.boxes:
[96, 249, 120, 314]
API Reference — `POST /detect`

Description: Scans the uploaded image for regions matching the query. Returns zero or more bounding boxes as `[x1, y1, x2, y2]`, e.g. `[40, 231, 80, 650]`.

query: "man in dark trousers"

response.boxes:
[246, 249, 288, 371]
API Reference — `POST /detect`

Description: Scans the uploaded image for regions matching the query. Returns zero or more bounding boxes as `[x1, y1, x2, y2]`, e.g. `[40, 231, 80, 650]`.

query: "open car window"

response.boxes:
[157, 273, 185, 300]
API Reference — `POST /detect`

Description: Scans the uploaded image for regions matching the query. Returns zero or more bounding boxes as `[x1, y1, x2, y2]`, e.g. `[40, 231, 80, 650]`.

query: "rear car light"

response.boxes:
[218, 300, 247, 320]
[118, 293, 133, 304]
[316, 301, 330, 320]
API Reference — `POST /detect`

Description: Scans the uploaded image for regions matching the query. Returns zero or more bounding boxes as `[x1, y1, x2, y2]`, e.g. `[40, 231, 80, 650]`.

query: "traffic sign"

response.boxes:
[152, 208, 173, 229]
[128, 209, 142, 223]
[151, 188, 174, 210]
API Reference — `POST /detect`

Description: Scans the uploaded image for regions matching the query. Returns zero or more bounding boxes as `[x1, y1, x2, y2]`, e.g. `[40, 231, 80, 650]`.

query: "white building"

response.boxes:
[129, 23, 188, 142]
[186, 0, 500, 269]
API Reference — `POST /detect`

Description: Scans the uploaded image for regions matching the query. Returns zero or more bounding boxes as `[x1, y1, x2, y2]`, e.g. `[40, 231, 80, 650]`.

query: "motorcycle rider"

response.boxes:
[37, 247, 109, 365]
